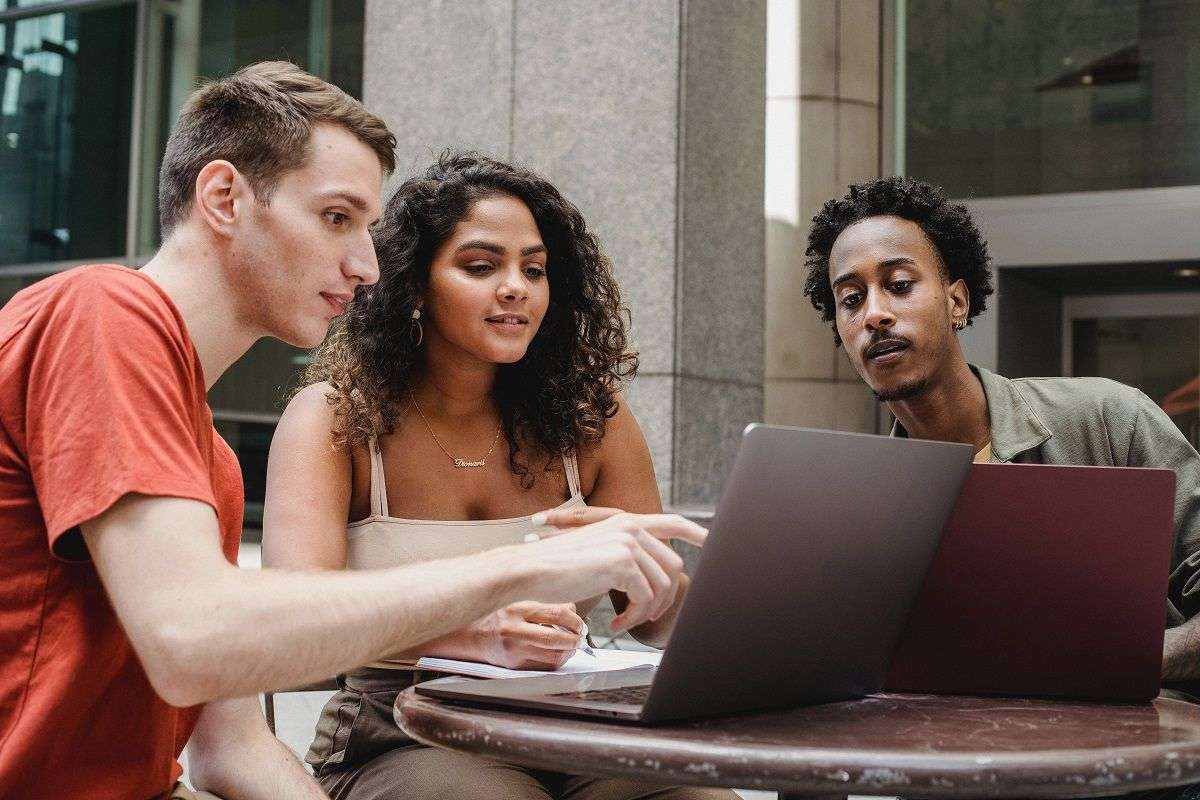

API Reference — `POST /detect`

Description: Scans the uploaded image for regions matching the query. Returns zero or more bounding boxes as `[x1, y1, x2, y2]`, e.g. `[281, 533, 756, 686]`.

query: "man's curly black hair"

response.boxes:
[804, 176, 993, 346]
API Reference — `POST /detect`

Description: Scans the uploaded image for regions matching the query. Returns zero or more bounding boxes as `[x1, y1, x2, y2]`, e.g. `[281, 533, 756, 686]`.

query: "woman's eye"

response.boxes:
[465, 262, 494, 274]
[524, 265, 547, 279]
[323, 211, 349, 227]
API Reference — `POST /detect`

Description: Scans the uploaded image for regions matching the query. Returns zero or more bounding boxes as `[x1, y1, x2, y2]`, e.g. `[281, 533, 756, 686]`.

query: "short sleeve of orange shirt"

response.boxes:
[0, 265, 243, 799]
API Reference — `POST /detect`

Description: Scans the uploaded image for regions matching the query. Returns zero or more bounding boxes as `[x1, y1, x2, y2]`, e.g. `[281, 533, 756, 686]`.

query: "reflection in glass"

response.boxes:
[0, 5, 135, 265]
[1073, 316, 1200, 447]
[904, 1, 1200, 197]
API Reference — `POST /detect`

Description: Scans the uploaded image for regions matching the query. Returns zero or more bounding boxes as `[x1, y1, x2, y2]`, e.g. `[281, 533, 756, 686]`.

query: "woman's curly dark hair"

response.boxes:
[302, 149, 638, 485]
[804, 176, 993, 346]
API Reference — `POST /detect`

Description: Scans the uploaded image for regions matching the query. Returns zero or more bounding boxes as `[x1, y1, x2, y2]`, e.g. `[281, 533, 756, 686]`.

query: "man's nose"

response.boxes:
[863, 289, 896, 332]
[345, 231, 379, 286]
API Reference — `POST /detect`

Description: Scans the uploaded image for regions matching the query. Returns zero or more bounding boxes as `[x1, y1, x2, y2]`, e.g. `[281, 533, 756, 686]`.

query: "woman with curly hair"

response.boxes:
[261, 150, 731, 800]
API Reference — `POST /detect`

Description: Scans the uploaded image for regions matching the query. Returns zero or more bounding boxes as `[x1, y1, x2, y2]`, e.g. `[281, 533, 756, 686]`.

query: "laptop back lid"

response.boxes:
[886, 462, 1175, 701]
[641, 425, 974, 722]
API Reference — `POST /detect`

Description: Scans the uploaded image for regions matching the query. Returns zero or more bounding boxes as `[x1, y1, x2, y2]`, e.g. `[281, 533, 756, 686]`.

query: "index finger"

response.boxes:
[628, 514, 708, 547]
[532, 505, 624, 531]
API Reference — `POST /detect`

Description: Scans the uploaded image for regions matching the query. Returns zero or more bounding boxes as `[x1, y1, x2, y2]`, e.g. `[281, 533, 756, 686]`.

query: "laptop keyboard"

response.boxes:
[547, 684, 651, 705]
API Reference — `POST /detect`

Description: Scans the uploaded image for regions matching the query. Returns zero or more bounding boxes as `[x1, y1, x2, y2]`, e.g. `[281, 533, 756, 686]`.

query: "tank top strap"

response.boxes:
[562, 450, 583, 500]
[368, 435, 390, 518]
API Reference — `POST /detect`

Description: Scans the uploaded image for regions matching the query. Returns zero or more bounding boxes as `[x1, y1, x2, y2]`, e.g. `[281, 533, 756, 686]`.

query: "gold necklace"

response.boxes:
[409, 392, 503, 469]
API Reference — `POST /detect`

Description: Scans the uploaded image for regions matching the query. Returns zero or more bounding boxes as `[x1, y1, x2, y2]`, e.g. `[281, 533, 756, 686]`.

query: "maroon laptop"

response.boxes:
[885, 462, 1175, 702]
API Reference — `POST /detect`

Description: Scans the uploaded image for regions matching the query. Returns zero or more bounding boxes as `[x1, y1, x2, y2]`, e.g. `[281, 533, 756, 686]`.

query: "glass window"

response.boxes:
[1, 0, 365, 537]
[136, 0, 364, 253]
[0, 2, 135, 266]
[902, 1, 1200, 197]
[214, 418, 277, 533]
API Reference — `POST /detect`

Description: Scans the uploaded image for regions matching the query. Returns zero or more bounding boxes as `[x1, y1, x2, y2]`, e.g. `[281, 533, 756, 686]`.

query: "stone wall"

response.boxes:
[364, 0, 766, 506]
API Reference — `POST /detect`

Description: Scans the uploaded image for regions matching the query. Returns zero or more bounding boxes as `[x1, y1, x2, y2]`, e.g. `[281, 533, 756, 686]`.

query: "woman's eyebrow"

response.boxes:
[455, 240, 548, 257]
[456, 240, 505, 255]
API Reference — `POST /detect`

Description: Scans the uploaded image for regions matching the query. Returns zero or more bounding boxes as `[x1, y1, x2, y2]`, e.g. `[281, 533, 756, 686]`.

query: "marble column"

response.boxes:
[364, 0, 766, 506]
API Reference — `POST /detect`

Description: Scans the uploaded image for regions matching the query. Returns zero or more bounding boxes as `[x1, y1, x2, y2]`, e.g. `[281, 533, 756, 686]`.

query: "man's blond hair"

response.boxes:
[158, 61, 396, 234]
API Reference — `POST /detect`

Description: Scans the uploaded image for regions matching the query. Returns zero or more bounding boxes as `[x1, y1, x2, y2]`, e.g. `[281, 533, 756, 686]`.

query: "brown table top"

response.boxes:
[395, 688, 1200, 798]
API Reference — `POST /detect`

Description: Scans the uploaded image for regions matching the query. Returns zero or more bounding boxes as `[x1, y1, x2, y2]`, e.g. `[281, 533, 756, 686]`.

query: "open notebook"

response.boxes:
[415, 648, 662, 680]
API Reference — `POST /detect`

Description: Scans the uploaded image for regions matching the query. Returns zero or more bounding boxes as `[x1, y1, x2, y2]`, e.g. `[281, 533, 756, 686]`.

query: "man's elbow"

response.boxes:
[138, 619, 222, 707]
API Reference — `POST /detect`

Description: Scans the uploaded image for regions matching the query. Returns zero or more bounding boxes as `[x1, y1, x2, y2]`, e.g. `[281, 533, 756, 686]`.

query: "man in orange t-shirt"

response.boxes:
[0, 62, 705, 799]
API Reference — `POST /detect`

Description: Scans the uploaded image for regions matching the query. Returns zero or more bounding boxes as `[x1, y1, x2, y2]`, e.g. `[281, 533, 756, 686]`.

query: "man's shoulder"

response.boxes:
[42, 263, 164, 309]
[1004, 373, 1151, 425]
[3, 265, 179, 343]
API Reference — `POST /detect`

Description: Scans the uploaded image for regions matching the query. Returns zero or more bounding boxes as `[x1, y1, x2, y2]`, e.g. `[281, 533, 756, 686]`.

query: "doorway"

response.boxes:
[1062, 292, 1200, 449]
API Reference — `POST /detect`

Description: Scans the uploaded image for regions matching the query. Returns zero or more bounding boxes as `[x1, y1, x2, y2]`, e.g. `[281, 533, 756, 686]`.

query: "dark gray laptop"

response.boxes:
[416, 424, 973, 723]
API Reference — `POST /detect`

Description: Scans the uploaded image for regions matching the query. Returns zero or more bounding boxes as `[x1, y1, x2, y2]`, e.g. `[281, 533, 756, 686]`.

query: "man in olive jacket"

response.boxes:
[803, 176, 1200, 685]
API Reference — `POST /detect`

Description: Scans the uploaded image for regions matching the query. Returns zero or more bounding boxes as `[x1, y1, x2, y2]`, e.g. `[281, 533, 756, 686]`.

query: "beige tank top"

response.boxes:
[347, 437, 590, 668]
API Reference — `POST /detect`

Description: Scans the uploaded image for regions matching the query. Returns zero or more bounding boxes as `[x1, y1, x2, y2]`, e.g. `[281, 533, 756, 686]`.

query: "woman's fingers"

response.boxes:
[533, 505, 624, 530]
[521, 603, 584, 634]
[506, 620, 579, 651]
[511, 645, 577, 670]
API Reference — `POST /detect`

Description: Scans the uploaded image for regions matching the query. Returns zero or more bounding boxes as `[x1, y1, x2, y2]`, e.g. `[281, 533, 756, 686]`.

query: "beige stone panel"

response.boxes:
[837, 0, 881, 105]
[799, 0, 837, 97]
[833, 379, 877, 433]
[798, 98, 839, 223]
[766, 216, 839, 380]
[836, 101, 880, 187]
[765, 379, 836, 428]
[767, 0, 799, 99]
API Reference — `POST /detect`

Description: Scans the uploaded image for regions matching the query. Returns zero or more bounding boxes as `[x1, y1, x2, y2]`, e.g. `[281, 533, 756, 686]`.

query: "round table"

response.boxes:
[396, 688, 1200, 799]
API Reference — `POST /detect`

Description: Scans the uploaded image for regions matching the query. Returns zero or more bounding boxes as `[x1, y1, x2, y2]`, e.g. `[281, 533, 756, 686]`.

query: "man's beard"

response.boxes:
[873, 377, 931, 403]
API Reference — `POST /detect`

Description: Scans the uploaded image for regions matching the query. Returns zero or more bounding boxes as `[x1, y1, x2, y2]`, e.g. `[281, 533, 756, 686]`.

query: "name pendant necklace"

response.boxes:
[409, 392, 503, 469]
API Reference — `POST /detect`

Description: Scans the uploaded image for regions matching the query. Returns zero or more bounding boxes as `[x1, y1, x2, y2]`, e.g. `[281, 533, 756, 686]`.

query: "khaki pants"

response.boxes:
[312, 670, 734, 800]
[319, 744, 735, 800]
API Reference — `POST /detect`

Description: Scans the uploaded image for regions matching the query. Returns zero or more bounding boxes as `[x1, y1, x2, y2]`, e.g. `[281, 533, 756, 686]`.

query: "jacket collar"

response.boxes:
[889, 365, 1052, 462]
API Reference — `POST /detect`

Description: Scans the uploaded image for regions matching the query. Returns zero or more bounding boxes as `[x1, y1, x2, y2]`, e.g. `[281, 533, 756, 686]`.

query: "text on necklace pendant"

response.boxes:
[454, 458, 486, 468]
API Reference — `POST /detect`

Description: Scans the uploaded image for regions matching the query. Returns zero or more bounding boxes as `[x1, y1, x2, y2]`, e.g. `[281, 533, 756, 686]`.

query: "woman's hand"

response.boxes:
[474, 601, 583, 670]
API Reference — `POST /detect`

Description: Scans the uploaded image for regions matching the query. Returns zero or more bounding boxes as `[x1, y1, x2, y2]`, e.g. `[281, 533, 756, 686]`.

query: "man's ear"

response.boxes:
[947, 277, 970, 328]
[193, 160, 253, 237]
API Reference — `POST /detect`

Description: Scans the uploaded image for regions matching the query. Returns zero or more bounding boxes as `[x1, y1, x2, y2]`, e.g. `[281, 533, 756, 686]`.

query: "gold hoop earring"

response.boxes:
[953, 319, 965, 331]
[411, 308, 424, 347]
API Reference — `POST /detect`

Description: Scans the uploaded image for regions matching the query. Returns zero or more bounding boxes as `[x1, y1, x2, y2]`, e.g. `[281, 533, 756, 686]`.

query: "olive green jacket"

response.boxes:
[893, 365, 1200, 625]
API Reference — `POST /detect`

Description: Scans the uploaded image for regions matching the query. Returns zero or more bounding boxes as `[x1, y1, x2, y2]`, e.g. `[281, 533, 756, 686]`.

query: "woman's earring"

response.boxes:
[411, 308, 424, 347]
[953, 319, 966, 331]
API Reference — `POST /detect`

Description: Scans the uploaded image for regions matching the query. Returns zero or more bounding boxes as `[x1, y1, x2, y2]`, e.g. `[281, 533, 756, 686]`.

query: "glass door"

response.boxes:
[1063, 293, 1200, 449]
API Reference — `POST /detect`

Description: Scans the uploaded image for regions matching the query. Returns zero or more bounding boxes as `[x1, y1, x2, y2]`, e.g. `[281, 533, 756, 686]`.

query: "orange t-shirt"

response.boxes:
[0, 265, 243, 799]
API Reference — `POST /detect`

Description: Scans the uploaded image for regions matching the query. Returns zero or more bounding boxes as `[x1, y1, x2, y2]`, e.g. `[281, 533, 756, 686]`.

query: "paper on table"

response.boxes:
[415, 648, 662, 680]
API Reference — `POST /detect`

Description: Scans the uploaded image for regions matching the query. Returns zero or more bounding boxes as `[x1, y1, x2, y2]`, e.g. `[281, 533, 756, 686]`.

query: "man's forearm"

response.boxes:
[1163, 617, 1200, 682]
[158, 547, 531, 705]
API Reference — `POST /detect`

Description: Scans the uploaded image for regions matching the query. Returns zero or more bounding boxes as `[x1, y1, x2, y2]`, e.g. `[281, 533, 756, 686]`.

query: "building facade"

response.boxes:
[3, 0, 1198, 532]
